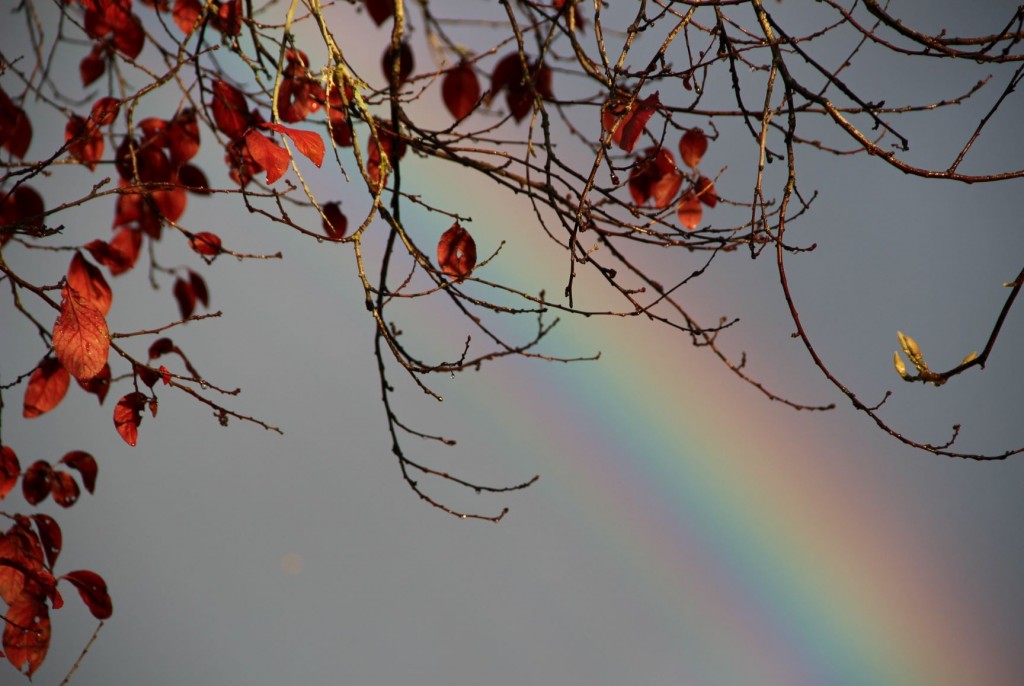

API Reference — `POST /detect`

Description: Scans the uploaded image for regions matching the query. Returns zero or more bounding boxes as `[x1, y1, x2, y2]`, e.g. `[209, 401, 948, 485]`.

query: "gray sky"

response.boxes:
[3, 2, 1024, 685]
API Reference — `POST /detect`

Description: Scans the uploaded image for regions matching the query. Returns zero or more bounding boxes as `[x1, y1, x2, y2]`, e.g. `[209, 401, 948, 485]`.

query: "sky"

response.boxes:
[3, 1, 1024, 685]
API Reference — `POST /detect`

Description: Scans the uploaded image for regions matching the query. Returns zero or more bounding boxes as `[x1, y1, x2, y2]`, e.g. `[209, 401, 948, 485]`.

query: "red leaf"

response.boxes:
[149, 337, 176, 359]
[603, 92, 660, 154]
[153, 184, 187, 223]
[179, 163, 210, 193]
[0, 185, 45, 238]
[264, 123, 324, 168]
[51, 471, 81, 508]
[0, 446, 19, 500]
[159, 365, 172, 385]
[90, 96, 121, 126]
[679, 128, 708, 169]
[166, 108, 200, 164]
[52, 285, 110, 382]
[80, 43, 107, 86]
[107, 227, 143, 274]
[190, 231, 222, 256]
[695, 176, 718, 208]
[62, 570, 113, 620]
[3, 600, 51, 677]
[23, 357, 70, 419]
[364, 0, 394, 25]
[677, 193, 703, 230]
[321, 201, 347, 239]
[173, 0, 203, 33]
[381, 41, 414, 86]
[212, 0, 241, 36]
[77, 362, 111, 404]
[135, 363, 161, 388]
[490, 54, 552, 122]
[442, 61, 480, 120]
[190, 270, 209, 307]
[0, 87, 32, 159]
[437, 223, 477, 281]
[67, 251, 113, 315]
[327, 85, 354, 147]
[628, 147, 682, 208]
[30, 514, 62, 569]
[244, 130, 290, 183]
[22, 461, 54, 506]
[173, 277, 196, 318]
[64, 112, 104, 170]
[210, 80, 250, 139]
[60, 451, 98, 494]
[675, 194, 700, 232]
[113, 392, 146, 446]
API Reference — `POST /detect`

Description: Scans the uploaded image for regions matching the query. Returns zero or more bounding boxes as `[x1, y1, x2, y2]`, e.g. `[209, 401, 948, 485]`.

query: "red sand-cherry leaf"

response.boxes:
[173, 0, 203, 33]
[190, 231, 222, 256]
[364, 0, 394, 25]
[51, 471, 81, 508]
[52, 285, 110, 382]
[381, 41, 414, 86]
[491, 53, 553, 122]
[67, 251, 113, 315]
[80, 43, 107, 86]
[0, 87, 33, 159]
[602, 92, 660, 153]
[62, 570, 113, 620]
[23, 357, 71, 419]
[442, 61, 480, 120]
[31, 514, 62, 569]
[628, 147, 683, 208]
[677, 193, 703, 230]
[114, 392, 147, 446]
[22, 461, 54, 506]
[695, 176, 718, 208]
[322, 202, 348, 239]
[264, 123, 324, 167]
[211, 80, 251, 139]
[1, 446, 21, 500]
[245, 130, 290, 183]
[3, 599, 51, 677]
[173, 277, 197, 318]
[61, 451, 98, 494]
[65, 115, 104, 170]
[679, 128, 708, 169]
[437, 223, 477, 281]
[77, 362, 111, 405]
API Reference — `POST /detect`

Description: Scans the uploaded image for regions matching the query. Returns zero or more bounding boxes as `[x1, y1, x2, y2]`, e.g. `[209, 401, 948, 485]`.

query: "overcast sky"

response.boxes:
[3, 2, 1024, 685]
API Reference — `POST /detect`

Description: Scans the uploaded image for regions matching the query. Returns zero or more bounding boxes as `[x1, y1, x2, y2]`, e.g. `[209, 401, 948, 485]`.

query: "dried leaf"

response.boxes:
[364, 0, 394, 25]
[381, 41, 414, 86]
[263, 123, 324, 168]
[52, 285, 110, 382]
[694, 176, 718, 208]
[677, 194, 703, 231]
[77, 362, 111, 404]
[190, 231, 222, 256]
[210, 80, 250, 139]
[173, 277, 196, 318]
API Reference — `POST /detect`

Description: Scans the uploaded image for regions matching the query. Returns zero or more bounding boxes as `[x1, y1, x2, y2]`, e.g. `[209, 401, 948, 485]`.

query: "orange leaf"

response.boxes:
[113, 392, 146, 446]
[3, 600, 50, 677]
[264, 123, 324, 168]
[437, 223, 477, 281]
[677, 193, 703, 231]
[189, 231, 222, 256]
[52, 285, 110, 382]
[695, 176, 718, 208]
[67, 251, 112, 315]
[23, 357, 70, 418]
[679, 128, 708, 169]
[61, 570, 113, 620]
[244, 130, 290, 183]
